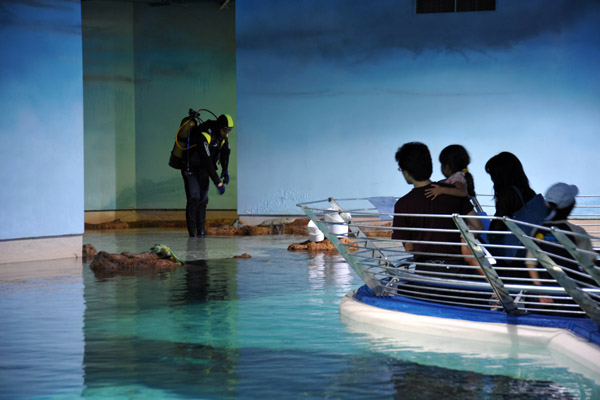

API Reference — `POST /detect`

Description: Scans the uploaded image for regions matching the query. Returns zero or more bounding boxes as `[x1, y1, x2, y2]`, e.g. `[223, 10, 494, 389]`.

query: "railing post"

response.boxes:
[504, 219, 600, 327]
[301, 204, 384, 295]
[327, 198, 390, 263]
[550, 229, 600, 287]
[452, 215, 522, 315]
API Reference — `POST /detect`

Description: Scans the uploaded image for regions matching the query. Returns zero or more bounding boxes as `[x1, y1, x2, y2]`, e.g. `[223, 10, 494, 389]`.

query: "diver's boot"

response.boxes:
[187, 219, 197, 237]
[186, 203, 198, 237]
[197, 206, 207, 237]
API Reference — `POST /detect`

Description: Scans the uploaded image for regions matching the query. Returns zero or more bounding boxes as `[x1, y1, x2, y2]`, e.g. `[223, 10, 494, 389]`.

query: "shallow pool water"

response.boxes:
[1, 229, 599, 399]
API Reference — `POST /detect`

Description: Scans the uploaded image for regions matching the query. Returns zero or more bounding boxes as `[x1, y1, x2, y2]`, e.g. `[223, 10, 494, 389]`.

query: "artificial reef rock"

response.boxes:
[287, 238, 358, 253]
[233, 253, 252, 259]
[207, 218, 309, 236]
[89, 250, 180, 278]
[82, 243, 98, 262]
[86, 217, 310, 236]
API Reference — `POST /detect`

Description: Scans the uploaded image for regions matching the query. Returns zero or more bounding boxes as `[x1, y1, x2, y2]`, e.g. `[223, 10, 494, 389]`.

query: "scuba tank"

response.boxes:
[168, 110, 197, 170]
[168, 108, 218, 170]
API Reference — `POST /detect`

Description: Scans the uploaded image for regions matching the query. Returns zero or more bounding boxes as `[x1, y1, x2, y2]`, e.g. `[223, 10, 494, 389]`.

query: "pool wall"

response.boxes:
[341, 288, 600, 384]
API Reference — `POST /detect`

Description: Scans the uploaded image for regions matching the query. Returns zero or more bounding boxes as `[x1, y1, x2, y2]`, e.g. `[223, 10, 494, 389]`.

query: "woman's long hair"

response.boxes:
[485, 152, 532, 198]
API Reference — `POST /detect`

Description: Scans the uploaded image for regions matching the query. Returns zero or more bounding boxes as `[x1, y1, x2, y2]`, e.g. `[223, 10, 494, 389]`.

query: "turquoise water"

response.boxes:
[1, 229, 599, 399]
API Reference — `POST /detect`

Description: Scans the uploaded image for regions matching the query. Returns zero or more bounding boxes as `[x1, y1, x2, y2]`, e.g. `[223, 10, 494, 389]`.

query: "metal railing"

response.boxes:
[298, 196, 600, 326]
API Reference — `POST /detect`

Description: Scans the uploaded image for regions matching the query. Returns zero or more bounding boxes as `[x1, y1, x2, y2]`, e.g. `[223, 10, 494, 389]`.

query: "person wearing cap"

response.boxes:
[181, 113, 234, 237]
[525, 182, 596, 303]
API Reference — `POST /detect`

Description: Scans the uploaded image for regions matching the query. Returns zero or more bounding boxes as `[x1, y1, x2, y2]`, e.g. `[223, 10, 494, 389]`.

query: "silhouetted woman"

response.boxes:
[484, 151, 549, 279]
[485, 152, 536, 237]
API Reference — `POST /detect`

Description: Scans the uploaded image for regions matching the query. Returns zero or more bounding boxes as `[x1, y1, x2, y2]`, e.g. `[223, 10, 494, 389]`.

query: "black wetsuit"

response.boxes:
[181, 119, 229, 237]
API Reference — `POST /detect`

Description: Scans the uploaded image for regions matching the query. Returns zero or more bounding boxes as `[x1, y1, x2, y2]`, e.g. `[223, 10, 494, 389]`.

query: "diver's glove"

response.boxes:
[217, 182, 226, 195]
[221, 170, 230, 185]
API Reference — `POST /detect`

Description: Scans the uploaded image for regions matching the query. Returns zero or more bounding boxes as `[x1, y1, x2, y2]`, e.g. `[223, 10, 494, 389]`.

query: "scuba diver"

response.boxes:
[170, 110, 234, 237]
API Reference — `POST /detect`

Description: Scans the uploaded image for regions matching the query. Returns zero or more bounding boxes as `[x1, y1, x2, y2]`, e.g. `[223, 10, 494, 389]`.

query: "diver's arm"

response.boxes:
[198, 137, 222, 186]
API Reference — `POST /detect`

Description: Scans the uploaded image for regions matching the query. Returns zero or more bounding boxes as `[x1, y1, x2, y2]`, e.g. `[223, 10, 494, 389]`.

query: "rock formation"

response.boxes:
[287, 237, 358, 253]
[89, 250, 180, 278]
[207, 218, 309, 236]
[82, 243, 98, 261]
[86, 217, 310, 236]
[233, 253, 252, 258]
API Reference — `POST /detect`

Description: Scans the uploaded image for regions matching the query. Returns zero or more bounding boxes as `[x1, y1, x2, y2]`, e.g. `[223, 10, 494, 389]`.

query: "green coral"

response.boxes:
[150, 244, 184, 265]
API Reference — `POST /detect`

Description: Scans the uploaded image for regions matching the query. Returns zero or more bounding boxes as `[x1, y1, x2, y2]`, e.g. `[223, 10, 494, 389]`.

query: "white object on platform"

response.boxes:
[307, 220, 325, 242]
[324, 211, 349, 236]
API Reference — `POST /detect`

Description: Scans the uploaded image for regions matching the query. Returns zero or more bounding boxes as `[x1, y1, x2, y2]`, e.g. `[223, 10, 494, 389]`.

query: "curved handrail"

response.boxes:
[298, 197, 600, 325]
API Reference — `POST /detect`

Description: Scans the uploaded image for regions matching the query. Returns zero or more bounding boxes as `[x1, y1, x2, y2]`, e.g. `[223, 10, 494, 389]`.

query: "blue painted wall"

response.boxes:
[0, 1, 83, 240]
[237, 0, 600, 215]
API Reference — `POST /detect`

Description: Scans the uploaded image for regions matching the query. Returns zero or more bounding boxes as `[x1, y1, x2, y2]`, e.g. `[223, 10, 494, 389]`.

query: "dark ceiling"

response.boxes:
[82, 0, 234, 10]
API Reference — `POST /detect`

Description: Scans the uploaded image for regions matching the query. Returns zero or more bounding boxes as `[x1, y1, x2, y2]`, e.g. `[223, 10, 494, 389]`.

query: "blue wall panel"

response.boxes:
[0, 1, 83, 240]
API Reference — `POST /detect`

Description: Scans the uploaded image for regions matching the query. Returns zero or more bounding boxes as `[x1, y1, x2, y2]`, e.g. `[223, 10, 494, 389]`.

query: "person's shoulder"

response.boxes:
[394, 188, 422, 206]
[195, 129, 211, 143]
[565, 221, 589, 236]
[495, 186, 523, 204]
[495, 186, 514, 197]
[502, 185, 535, 199]
[446, 171, 466, 184]
[406, 186, 429, 198]
[394, 191, 412, 205]
[199, 119, 218, 130]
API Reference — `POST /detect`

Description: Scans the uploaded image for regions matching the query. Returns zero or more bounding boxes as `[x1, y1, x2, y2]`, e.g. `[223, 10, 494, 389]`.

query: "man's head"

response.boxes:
[395, 142, 432, 183]
[217, 114, 234, 138]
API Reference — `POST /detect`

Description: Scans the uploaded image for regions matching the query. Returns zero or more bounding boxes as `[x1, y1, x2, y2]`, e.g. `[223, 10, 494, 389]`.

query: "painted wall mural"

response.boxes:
[237, 0, 600, 215]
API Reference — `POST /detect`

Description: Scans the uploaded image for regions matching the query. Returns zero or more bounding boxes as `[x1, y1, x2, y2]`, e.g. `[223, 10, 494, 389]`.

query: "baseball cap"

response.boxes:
[545, 182, 579, 209]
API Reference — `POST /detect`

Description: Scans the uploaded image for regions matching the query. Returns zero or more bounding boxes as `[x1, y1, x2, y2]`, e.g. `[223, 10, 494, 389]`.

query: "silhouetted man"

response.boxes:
[392, 142, 482, 270]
